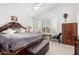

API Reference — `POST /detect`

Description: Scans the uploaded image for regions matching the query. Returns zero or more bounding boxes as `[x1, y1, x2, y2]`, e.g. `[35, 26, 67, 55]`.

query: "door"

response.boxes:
[62, 23, 77, 46]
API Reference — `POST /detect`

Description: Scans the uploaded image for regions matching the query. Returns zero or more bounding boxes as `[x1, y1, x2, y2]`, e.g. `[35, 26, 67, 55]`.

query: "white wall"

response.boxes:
[0, 5, 33, 31]
[34, 4, 77, 34]
[76, 4, 79, 35]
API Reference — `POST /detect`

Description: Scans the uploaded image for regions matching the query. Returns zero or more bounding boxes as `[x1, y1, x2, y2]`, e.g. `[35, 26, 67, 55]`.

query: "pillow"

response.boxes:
[2, 28, 16, 34]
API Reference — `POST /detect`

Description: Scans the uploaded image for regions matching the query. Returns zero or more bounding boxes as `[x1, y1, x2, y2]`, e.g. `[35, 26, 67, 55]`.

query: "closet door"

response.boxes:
[62, 23, 77, 46]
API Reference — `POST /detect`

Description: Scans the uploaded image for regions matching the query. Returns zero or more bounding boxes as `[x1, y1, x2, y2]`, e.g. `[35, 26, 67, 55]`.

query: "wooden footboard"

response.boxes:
[13, 40, 49, 55]
[0, 39, 49, 55]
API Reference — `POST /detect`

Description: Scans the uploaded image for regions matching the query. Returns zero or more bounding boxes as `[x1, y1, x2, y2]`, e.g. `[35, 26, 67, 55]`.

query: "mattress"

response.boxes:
[0, 32, 43, 51]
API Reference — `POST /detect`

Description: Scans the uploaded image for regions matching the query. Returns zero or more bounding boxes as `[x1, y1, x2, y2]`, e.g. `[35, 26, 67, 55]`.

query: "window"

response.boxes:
[42, 17, 51, 33]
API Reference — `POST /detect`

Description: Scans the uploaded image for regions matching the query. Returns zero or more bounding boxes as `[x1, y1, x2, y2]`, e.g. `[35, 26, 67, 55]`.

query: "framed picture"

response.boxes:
[11, 16, 18, 21]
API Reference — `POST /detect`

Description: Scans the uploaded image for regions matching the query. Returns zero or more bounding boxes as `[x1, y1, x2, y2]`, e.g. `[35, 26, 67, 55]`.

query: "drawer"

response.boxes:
[63, 39, 75, 45]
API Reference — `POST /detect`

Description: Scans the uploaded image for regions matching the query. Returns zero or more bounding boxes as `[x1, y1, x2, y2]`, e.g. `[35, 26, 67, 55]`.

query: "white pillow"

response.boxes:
[2, 28, 16, 34]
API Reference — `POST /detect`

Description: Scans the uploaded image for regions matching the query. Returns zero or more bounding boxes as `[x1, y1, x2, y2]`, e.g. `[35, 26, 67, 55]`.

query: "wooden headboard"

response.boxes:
[0, 22, 26, 32]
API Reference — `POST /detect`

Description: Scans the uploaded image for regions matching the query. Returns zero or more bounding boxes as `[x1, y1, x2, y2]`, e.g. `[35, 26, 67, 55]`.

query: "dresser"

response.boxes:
[62, 23, 77, 46]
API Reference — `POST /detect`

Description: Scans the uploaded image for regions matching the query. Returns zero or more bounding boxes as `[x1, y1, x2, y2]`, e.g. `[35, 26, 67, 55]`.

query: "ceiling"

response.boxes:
[0, 3, 62, 17]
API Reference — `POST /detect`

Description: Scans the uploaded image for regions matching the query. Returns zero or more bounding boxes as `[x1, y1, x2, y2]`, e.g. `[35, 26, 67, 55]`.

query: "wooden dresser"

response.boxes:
[62, 23, 77, 46]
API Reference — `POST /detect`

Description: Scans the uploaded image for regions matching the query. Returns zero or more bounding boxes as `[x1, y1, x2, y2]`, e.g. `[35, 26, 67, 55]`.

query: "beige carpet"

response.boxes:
[46, 41, 74, 55]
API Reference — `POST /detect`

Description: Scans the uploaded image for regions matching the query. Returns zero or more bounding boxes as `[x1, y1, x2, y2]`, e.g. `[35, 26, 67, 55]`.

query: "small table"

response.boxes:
[43, 33, 52, 41]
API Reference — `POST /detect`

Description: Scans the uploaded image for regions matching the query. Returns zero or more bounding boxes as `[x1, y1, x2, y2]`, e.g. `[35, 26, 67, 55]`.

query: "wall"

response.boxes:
[0, 5, 33, 31]
[76, 4, 79, 35]
[34, 4, 77, 35]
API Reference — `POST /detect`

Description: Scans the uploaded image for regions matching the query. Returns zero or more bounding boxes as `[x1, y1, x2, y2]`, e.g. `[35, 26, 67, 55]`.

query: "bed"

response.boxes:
[0, 32, 49, 55]
[0, 21, 49, 55]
